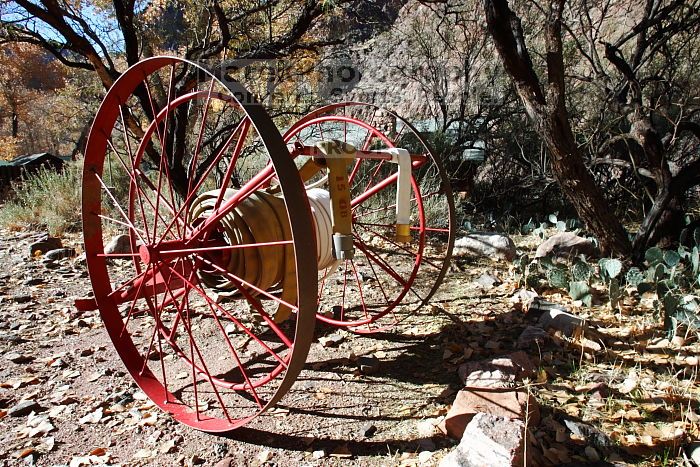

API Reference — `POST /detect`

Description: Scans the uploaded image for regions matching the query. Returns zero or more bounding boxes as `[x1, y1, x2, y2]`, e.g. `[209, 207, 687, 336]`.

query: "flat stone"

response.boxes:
[516, 326, 550, 350]
[29, 237, 62, 256]
[453, 233, 516, 262]
[360, 423, 377, 438]
[563, 419, 612, 449]
[104, 234, 133, 255]
[8, 400, 44, 417]
[213, 457, 235, 467]
[357, 355, 380, 375]
[44, 248, 76, 261]
[686, 442, 700, 466]
[474, 273, 501, 289]
[439, 413, 526, 467]
[439, 388, 539, 439]
[5, 352, 34, 364]
[458, 351, 536, 388]
[319, 333, 345, 347]
[11, 294, 32, 303]
[535, 232, 598, 259]
[22, 277, 44, 286]
[537, 309, 584, 336]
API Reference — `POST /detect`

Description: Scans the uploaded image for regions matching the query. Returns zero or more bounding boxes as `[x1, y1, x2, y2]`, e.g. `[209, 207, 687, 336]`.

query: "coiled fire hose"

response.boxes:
[189, 187, 337, 322]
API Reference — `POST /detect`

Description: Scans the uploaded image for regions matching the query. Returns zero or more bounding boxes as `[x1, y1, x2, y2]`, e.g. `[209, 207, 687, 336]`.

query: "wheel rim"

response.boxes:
[82, 56, 317, 432]
[283, 102, 455, 332]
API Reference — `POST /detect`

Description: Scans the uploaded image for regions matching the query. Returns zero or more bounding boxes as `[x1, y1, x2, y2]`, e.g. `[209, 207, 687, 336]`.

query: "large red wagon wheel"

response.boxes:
[283, 103, 455, 332]
[82, 56, 317, 432]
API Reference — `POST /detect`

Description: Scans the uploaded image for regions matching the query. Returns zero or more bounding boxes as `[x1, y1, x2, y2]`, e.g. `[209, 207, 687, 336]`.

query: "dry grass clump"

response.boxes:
[0, 161, 83, 236]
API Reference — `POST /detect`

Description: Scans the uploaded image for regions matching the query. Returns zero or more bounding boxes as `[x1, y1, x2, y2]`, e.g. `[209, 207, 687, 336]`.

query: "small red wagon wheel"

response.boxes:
[82, 56, 317, 432]
[284, 103, 455, 332]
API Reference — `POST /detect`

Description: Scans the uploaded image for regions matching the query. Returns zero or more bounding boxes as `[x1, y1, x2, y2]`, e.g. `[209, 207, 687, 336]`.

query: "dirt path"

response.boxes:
[3, 229, 698, 466]
[0, 228, 521, 466]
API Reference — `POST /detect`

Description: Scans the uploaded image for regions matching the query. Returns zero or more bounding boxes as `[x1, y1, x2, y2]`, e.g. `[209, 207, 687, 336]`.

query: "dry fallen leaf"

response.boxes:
[256, 449, 272, 463]
[134, 448, 154, 459]
[159, 439, 176, 454]
[79, 407, 103, 424]
[89, 447, 106, 456]
[18, 448, 35, 459]
[618, 370, 638, 394]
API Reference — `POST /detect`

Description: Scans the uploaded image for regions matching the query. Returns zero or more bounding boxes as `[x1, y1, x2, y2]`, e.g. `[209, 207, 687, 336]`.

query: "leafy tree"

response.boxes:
[0, 42, 65, 158]
[1, 0, 347, 192]
[484, 0, 700, 258]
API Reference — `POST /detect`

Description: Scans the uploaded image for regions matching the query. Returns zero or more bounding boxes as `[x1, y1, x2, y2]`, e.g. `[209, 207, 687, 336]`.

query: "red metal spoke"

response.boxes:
[156, 259, 291, 367]
[96, 214, 148, 237]
[155, 117, 251, 248]
[354, 222, 441, 270]
[363, 249, 391, 305]
[119, 263, 152, 338]
[159, 240, 293, 257]
[151, 64, 178, 242]
[187, 288, 264, 407]
[174, 269, 233, 422]
[97, 252, 141, 258]
[191, 254, 295, 348]
[189, 164, 275, 241]
[352, 236, 408, 286]
[158, 260, 239, 416]
[93, 172, 148, 245]
[105, 136, 186, 238]
[348, 158, 363, 185]
[349, 259, 371, 322]
[117, 107, 155, 243]
[362, 159, 387, 195]
[212, 119, 251, 212]
[186, 79, 216, 197]
[351, 159, 427, 209]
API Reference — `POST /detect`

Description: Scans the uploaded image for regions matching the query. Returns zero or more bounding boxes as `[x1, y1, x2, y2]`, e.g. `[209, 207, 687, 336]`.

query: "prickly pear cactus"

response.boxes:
[547, 267, 569, 289]
[571, 260, 592, 282]
[625, 267, 644, 287]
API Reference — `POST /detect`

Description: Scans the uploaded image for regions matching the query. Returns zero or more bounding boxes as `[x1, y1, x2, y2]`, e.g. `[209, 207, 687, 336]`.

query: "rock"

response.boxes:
[584, 446, 600, 462]
[29, 237, 62, 256]
[319, 333, 345, 347]
[525, 297, 568, 315]
[563, 419, 612, 450]
[5, 352, 34, 364]
[474, 273, 501, 289]
[11, 294, 32, 303]
[42, 259, 60, 269]
[417, 438, 436, 451]
[213, 457, 235, 467]
[439, 388, 539, 439]
[439, 413, 526, 467]
[8, 400, 44, 417]
[22, 277, 44, 286]
[457, 352, 536, 388]
[685, 442, 700, 466]
[537, 308, 584, 336]
[312, 450, 326, 459]
[104, 234, 133, 255]
[360, 423, 377, 438]
[44, 248, 76, 261]
[516, 326, 550, 350]
[453, 233, 516, 262]
[357, 355, 380, 375]
[535, 232, 598, 258]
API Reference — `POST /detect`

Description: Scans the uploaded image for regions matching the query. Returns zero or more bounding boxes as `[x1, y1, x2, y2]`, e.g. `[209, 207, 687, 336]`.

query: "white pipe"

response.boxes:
[306, 188, 336, 270]
[387, 147, 412, 242]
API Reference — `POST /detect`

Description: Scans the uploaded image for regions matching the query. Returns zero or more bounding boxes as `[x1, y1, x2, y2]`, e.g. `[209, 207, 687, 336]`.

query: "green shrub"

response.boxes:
[0, 161, 83, 236]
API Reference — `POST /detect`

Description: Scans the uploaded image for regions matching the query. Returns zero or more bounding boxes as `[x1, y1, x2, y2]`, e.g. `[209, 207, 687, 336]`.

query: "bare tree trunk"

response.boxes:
[484, 0, 631, 256]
